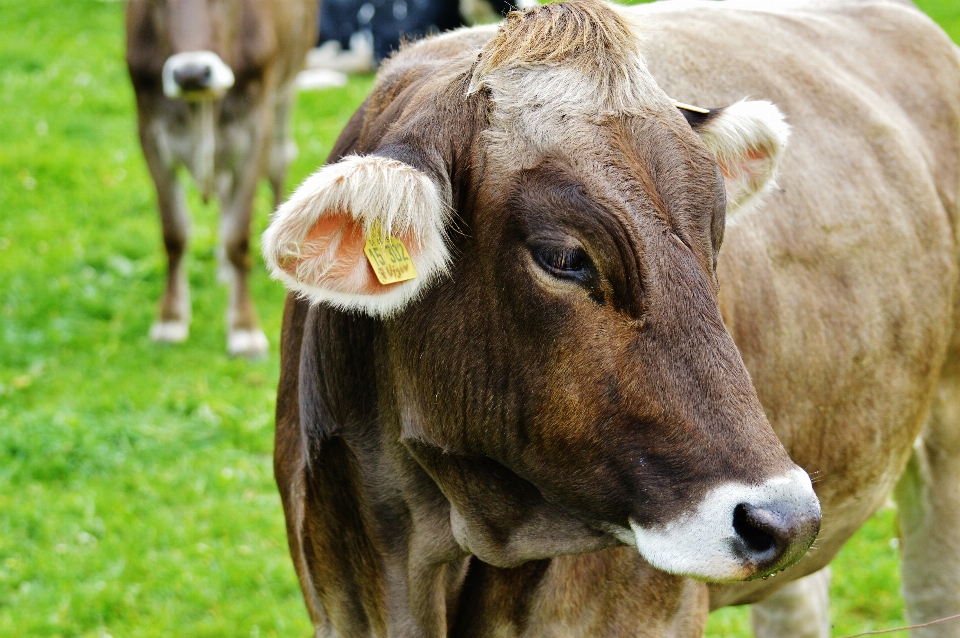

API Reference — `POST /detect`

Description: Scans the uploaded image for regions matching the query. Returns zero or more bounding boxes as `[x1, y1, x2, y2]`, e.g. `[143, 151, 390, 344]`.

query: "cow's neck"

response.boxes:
[341, 422, 471, 635]
[310, 447, 453, 633]
[295, 309, 505, 636]
[304, 430, 574, 637]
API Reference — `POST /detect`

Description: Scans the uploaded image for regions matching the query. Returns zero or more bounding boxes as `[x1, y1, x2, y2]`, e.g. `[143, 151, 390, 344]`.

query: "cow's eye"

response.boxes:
[532, 244, 604, 304]
[537, 246, 585, 274]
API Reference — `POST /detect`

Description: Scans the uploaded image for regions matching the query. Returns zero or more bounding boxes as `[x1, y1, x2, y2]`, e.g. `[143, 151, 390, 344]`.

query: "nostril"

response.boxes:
[733, 503, 777, 556]
[173, 64, 213, 91]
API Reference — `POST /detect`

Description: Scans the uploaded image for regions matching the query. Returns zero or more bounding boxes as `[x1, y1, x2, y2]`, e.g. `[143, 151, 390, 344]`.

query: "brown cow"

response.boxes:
[126, 0, 317, 356]
[265, 1, 960, 636]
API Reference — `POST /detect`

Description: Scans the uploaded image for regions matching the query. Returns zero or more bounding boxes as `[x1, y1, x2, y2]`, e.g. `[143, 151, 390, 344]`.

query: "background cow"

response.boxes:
[126, 0, 317, 356]
[265, 0, 960, 636]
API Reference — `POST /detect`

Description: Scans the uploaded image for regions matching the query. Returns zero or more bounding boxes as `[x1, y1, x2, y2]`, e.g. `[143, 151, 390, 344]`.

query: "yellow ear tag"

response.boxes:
[363, 222, 418, 285]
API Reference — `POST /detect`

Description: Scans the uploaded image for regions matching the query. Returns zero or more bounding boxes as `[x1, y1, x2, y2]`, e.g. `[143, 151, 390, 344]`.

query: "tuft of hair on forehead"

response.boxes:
[468, 0, 642, 94]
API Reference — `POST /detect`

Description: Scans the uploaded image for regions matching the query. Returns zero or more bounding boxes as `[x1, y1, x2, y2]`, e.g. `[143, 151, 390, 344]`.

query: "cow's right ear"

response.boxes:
[262, 154, 452, 317]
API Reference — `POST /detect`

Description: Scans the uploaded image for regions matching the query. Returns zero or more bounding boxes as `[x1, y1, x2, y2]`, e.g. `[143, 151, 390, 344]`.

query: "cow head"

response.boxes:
[264, 0, 819, 582]
[126, 0, 266, 100]
[127, 0, 287, 103]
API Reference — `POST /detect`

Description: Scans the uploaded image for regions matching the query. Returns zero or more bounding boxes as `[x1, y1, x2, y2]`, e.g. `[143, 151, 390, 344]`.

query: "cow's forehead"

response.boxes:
[469, 1, 677, 172]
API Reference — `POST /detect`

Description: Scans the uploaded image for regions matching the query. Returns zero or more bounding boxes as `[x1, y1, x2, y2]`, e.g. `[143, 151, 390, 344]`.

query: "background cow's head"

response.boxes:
[126, 0, 284, 96]
[264, 0, 820, 582]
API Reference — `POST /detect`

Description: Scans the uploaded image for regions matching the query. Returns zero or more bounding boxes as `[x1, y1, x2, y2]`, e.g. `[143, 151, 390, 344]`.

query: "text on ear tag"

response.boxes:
[364, 222, 418, 285]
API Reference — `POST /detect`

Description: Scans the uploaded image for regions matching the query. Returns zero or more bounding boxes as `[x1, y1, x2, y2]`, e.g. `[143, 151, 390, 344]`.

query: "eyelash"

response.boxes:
[536, 246, 586, 275]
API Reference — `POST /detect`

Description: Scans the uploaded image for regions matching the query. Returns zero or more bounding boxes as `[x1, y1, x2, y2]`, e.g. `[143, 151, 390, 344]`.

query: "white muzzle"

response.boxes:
[626, 467, 821, 582]
[162, 51, 235, 100]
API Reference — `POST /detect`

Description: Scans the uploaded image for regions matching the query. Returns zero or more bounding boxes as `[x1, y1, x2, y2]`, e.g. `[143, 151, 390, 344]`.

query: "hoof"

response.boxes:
[228, 328, 268, 358]
[150, 320, 189, 343]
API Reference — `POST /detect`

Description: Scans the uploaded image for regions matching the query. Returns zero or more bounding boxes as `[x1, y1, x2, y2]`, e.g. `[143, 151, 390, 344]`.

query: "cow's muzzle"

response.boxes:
[627, 467, 821, 582]
[162, 51, 235, 100]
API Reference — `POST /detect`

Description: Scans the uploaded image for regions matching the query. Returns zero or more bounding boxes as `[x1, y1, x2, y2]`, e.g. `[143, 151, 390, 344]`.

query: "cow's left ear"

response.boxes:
[681, 99, 790, 214]
[261, 154, 451, 317]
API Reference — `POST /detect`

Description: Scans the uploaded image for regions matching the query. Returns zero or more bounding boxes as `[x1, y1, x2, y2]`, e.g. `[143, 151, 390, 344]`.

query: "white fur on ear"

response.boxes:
[262, 154, 451, 317]
[695, 100, 790, 214]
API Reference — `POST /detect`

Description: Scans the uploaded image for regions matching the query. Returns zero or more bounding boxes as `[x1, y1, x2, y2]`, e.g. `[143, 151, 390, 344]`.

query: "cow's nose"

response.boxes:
[173, 63, 213, 92]
[162, 52, 234, 99]
[732, 500, 821, 575]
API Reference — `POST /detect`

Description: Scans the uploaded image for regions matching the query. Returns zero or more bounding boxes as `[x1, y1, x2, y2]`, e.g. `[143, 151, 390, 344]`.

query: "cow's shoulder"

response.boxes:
[631, 0, 959, 95]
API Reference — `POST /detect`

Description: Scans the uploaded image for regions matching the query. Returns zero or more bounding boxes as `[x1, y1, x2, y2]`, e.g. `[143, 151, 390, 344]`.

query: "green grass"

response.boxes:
[0, 0, 956, 636]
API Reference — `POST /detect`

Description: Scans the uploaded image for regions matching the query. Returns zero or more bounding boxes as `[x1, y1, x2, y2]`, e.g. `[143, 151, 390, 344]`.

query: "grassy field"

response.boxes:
[1, 0, 957, 636]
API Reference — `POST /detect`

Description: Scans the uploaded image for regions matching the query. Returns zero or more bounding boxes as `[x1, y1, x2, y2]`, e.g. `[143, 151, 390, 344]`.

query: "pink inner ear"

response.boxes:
[719, 148, 772, 195]
[292, 212, 422, 297]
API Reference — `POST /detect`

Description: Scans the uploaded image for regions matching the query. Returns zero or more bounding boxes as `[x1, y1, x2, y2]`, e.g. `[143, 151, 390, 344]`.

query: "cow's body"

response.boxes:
[269, 1, 960, 636]
[126, 0, 317, 356]
[641, 2, 960, 619]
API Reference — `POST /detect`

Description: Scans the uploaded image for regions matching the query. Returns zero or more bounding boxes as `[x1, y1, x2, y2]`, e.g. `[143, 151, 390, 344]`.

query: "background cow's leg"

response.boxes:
[750, 568, 831, 638]
[895, 363, 960, 638]
[220, 176, 268, 357]
[140, 118, 191, 343]
[268, 83, 297, 211]
[218, 108, 271, 357]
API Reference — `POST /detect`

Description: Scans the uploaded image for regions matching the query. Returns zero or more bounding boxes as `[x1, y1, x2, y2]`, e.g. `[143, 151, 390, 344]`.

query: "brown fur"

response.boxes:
[275, 0, 960, 635]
